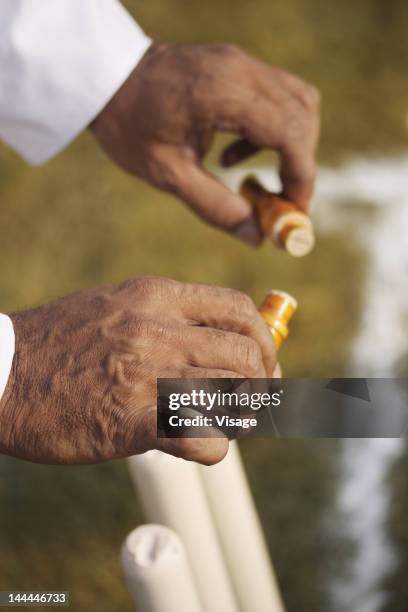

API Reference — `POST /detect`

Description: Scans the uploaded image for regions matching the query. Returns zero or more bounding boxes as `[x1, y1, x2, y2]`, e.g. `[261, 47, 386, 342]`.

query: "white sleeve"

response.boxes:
[0, 315, 15, 403]
[0, 0, 151, 165]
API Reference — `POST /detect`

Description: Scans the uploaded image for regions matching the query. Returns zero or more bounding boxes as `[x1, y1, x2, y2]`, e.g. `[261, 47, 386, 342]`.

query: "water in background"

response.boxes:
[226, 157, 408, 612]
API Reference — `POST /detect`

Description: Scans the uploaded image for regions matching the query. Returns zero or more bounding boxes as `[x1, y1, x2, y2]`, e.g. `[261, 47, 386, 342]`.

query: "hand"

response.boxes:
[0, 277, 276, 465]
[91, 43, 320, 246]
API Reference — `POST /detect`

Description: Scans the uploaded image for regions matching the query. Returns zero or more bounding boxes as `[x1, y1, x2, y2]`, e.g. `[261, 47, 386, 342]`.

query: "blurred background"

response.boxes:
[0, 1, 408, 610]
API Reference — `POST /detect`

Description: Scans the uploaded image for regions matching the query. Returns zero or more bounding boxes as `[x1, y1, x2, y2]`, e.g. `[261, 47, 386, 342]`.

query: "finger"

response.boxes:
[119, 401, 229, 465]
[182, 327, 267, 377]
[273, 362, 282, 378]
[158, 436, 229, 466]
[240, 96, 317, 213]
[213, 77, 319, 212]
[220, 138, 260, 168]
[254, 71, 319, 212]
[252, 61, 321, 111]
[279, 144, 316, 213]
[182, 366, 245, 379]
[172, 156, 262, 246]
[277, 73, 321, 110]
[179, 284, 277, 377]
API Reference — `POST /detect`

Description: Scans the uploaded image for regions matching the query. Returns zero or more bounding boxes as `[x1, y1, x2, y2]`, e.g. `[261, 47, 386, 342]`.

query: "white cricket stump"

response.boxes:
[128, 451, 239, 612]
[121, 525, 203, 612]
[199, 441, 285, 612]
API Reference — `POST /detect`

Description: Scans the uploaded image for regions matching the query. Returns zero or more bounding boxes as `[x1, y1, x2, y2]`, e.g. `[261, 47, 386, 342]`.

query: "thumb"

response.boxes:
[157, 436, 230, 466]
[169, 157, 263, 247]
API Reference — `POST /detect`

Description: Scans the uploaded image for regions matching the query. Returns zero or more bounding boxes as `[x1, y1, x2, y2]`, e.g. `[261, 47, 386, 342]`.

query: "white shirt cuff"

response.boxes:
[0, 315, 15, 402]
[0, 0, 152, 165]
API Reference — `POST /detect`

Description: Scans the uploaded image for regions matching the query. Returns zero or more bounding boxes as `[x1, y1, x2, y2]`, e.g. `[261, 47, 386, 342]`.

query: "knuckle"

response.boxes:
[128, 316, 173, 343]
[233, 290, 256, 316]
[209, 44, 247, 73]
[230, 291, 260, 333]
[133, 276, 179, 299]
[219, 43, 241, 57]
[286, 112, 308, 142]
[240, 338, 262, 374]
[127, 276, 157, 297]
[116, 278, 138, 293]
[302, 84, 321, 111]
[180, 282, 213, 307]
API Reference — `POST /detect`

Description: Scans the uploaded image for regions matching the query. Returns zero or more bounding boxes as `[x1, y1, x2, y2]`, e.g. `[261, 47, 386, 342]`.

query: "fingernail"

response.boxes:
[233, 215, 263, 247]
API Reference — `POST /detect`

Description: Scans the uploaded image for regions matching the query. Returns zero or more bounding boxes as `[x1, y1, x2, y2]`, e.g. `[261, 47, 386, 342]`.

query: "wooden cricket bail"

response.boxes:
[240, 176, 315, 257]
[259, 290, 298, 350]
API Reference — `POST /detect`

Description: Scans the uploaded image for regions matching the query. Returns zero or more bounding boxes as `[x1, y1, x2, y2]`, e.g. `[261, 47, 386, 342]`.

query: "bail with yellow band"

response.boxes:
[259, 290, 298, 350]
[240, 176, 315, 257]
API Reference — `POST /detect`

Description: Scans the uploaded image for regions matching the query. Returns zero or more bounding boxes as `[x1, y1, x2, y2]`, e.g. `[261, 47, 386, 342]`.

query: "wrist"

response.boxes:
[89, 41, 156, 135]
